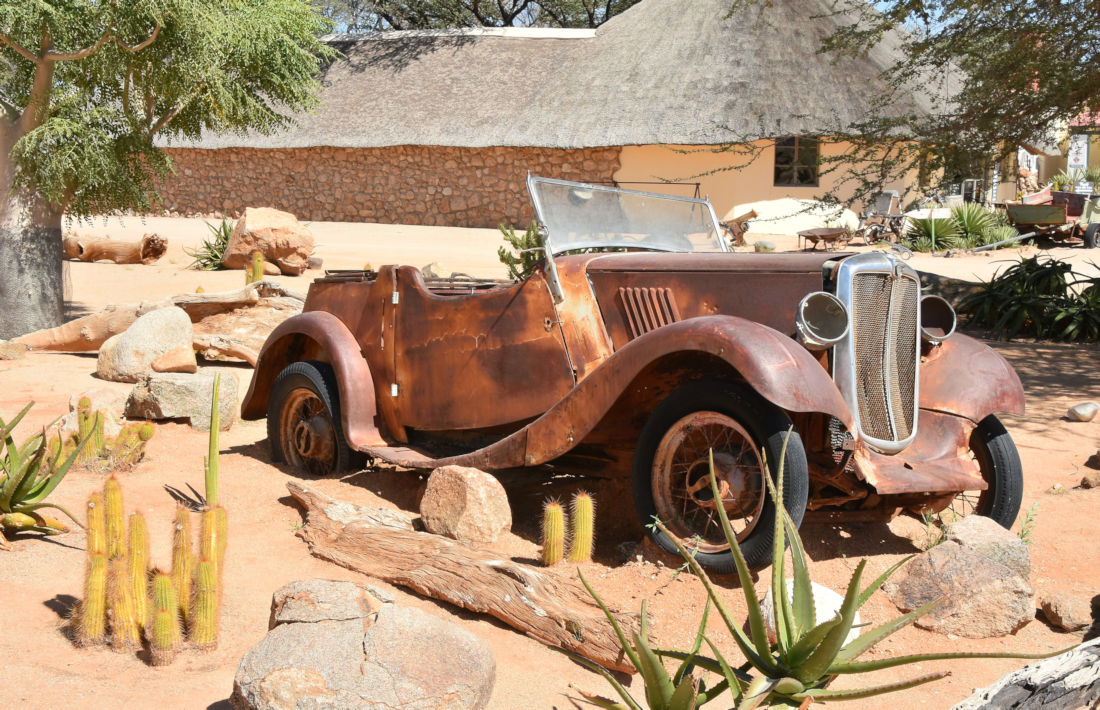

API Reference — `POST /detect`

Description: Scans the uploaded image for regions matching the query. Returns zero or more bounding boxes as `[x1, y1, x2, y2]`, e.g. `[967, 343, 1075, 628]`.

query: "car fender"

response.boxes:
[240, 311, 385, 448]
[920, 332, 1025, 421]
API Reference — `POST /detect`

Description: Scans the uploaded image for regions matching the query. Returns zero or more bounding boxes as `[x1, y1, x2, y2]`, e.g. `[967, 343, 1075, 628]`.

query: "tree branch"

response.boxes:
[115, 24, 161, 53]
[43, 30, 112, 61]
[0, 31, 40, 64]
[150, 84, 203, 135]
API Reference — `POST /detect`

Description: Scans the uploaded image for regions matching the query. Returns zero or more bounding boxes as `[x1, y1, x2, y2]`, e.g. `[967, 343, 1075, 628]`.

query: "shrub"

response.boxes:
[498, 222, 543, 281]
[186, 217, 234, 271]
[905, 216, 959, 251]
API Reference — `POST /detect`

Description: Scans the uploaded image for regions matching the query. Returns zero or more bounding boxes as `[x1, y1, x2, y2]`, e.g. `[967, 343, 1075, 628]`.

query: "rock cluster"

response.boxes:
[221, 207, 315, 276]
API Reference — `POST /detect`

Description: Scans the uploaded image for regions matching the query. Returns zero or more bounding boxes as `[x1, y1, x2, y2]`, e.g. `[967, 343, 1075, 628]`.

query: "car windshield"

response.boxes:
[528, 177, 728, 255]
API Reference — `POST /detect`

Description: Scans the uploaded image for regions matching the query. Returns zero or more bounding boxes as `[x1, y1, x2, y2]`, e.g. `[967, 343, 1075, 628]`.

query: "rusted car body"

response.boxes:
[243, 177, 1025, 570]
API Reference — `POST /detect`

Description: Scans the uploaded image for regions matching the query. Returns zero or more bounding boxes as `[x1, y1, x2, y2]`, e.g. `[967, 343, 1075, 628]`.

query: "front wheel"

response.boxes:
[945, 415, 1023, 527]
[268, 361, 358, 476]
[632, 380, 809, 573]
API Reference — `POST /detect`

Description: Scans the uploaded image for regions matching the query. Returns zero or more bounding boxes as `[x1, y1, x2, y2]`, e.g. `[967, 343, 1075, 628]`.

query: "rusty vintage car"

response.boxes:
[241, 177, 1025, 571]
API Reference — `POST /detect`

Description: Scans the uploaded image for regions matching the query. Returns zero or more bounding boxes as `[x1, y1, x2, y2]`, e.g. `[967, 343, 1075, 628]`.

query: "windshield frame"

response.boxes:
[527, 175, 729, 303]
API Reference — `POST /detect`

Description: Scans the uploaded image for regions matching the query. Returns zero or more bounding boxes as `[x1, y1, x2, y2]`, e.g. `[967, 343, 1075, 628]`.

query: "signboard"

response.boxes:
[1074, 181, 1094, 194]
[1017, 146, 1039, 174]
[1068, 133, 1090, 171]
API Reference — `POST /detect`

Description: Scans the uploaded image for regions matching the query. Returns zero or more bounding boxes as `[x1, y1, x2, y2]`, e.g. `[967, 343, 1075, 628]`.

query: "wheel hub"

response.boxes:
[292, 414, 335, 461]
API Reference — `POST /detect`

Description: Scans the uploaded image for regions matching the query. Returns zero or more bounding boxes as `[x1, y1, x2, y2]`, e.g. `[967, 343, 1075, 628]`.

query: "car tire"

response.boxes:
[1085, 223, 1099, 249]
[632, 379, 809, 572]
[946, 415, 1023, 528]
[268, 361, 360, 476]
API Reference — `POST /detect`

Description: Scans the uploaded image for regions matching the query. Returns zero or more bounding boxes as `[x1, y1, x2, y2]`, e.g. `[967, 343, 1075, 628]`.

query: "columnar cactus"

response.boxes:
[104, 475, 126, 559]
[189, 559, 219, 650]
[128, 513, 149, 630]
[541, 500, 566, 566]
[85, 492, 106, 557]
[106, 557, 141, 651]
[75, 553, 107, 646]
[147, 571, 182, 666]
[567, 492, 595, 564]
[171, 507, 193, 626]
[199, 509, 219, 581]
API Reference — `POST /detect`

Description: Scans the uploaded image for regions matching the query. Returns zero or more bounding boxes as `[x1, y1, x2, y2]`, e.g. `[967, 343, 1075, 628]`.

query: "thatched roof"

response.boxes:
[175, 0, 932, 150]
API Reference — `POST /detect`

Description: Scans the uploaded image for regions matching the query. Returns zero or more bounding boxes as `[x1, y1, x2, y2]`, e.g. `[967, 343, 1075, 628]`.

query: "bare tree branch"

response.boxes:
[115, 24, 161, 53]
[0, 31, 41, 64]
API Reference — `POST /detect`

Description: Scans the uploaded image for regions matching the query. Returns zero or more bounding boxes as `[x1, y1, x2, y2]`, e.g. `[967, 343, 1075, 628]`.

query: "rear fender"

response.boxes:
[240, 311, 384, 448]
[920, 333, 1025, 421]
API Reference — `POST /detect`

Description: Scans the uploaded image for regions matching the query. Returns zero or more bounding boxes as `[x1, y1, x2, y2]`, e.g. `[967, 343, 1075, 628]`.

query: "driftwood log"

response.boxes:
[13, 281, 305, 364]
[951, 637, 1100, 709]
[287, 481, 639, 673]
[63, 234, 168, 265]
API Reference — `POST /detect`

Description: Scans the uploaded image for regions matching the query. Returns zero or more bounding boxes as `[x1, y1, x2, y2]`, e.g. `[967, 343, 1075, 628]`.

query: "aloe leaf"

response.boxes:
[15, 502, 85, 528]
[703, 635, 749, 701]
[8, 444, 46, 507]
[23, 429, 92, 506]
[578, 569, 644, 674]
[793, 671, 950, 701]
[786, 615, 843, 668]
[657, 649, 726, 676]
[829, 646, 1076, 674]
[780, 505, 814, 634]
[673, 598, 710, 686]
[834, 597, 942, 663]
[668, 674, 699, 710]
[857, 554, 915, 609]
[793, 560, 865, 683]
[3, 402, 34, 438]
[656, 520, 779, 675]
[704, 451, 774, 666]
[767, 438, 793, 657]
[551, 647, 643, 710]
[633, 605, 675, 709]
[738, 676, 779, 710]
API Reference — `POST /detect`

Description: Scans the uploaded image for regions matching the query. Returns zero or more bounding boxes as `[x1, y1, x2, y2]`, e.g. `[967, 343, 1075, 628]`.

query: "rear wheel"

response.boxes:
[1084, 223, 1099, 249]
[268, 361, 358, 476]
[944, 415, 1023, 527]
[632, 380, 809, 572]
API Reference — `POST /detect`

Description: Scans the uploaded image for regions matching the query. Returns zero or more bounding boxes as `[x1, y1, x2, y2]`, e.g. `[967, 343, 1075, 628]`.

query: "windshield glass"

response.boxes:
[528, 177, 728, 255]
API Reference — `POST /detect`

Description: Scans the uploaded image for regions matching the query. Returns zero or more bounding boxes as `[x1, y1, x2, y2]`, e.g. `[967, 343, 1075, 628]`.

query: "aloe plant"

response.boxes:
[564, 437, 1073, 709]
[1, 403, 90, 537]
[906, 216, 958, 251]
[951, 203, 993, 241]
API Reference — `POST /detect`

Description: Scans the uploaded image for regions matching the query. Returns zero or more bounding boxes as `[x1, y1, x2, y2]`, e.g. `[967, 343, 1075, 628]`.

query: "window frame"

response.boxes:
[773, 136, 820, 188]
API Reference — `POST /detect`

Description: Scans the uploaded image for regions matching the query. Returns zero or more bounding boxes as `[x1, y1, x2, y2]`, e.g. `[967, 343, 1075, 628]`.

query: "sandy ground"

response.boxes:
[2, 217, 1098, 710]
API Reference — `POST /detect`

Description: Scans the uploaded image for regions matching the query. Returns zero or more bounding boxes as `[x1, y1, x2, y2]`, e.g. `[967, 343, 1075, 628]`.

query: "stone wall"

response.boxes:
[158, 145, 622, 228]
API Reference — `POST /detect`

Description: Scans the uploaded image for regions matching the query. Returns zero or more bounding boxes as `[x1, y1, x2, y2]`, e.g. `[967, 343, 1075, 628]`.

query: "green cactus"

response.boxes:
[541, 500, 566, 566]
[107, 556, 141, 651]
[189, 558, 219, 650]
[148, 571, 182, 666]
[205, 373, 221, 508]
[75, 553, 107, 646]
[104, 475, 125, 559]
[76, 398, 99, 464]
[215, 506, 228, 574]
[128, 513, 149, 630]
[199, 508, 220, 581]
[566, 491, 595, 564]
[245, 250, 265, 284]
[137, 421, 155, 442]
[171, 507, 193, 627]
[85, 492, 106, 557]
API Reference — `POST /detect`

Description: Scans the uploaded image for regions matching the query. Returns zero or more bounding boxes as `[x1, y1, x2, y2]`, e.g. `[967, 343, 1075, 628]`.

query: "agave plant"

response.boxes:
[563, 438, 1071, 709]
[951, 203, 993, 240]
[185, 217, 234, 270]
[0, 403, 89, 539]
[906, 216, 958, 251]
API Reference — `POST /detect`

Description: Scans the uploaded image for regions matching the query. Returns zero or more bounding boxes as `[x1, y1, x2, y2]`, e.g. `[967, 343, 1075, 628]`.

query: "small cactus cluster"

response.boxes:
[48, 398, 155, 472]
[541, 491, 596, 566]
[73, 379, 227, 664]
[245, 250, 266, 284]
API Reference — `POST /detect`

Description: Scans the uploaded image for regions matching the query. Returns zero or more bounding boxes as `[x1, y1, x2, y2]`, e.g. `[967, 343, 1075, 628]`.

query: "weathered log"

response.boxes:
[192, 334, 259, 366]
[63, 233, 168, 265]
[287, 481, 639, 674]
[12, 281, 304, 353]
[951, 637, 1099, 709]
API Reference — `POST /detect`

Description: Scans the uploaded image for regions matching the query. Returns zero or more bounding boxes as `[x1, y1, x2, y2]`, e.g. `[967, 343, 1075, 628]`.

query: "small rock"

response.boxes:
[419, 466, 511, 544]
[222, 207, 314, 276]
[944, 515, 1031, 579]
[96, 306, 194, 383]
[1049, 482, 1066, 495]
[269, 580, 391, 629]
[150, 344, 199, 374]
[1086, 451, 1100, 471]
[261, 261, 281, 276]
[0, 341, 28, 360]
[754, 240, 777, 253]
[1038, 593, 1092, 631]
[125, 371, 237, 431]
[1067, 402, 1099, 422]
[1081, 472, 1100, 489]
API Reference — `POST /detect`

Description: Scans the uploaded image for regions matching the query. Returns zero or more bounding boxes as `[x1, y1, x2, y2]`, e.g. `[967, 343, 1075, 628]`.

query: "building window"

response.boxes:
[774, 136, 819, 187]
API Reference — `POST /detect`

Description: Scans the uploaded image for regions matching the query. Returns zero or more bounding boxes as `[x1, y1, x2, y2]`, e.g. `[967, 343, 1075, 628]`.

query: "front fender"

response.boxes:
[240, 311, 384, 449]
[920, 333, 1025, 422]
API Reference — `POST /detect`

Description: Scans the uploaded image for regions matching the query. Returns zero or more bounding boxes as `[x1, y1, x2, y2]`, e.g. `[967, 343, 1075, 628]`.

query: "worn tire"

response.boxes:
[1085, 223, 1099, 249]
[965, 415, 1024, 528]
[632, 379, 809, 572]
[267, 361, 360, 475]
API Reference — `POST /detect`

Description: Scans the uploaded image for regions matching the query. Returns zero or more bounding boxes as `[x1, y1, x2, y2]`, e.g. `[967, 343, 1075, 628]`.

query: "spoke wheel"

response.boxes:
[267, 361, 358, 476]
[652, 412, 766, 554]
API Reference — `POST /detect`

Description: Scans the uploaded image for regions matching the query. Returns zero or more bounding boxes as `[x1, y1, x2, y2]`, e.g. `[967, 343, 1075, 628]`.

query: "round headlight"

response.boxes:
[920, 294, 956, 344]
[795, 291, 849, 350]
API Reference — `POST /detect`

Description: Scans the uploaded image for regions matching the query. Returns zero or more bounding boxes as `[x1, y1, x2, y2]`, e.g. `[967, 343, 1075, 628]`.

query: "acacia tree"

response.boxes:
[723, 0, 1100, 208]
[315, 0, 641, 31]
[0, 1, 333, 339]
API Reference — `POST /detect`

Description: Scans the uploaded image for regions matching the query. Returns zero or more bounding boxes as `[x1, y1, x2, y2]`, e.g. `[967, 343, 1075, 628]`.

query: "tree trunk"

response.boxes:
[0, 121, 64, 339]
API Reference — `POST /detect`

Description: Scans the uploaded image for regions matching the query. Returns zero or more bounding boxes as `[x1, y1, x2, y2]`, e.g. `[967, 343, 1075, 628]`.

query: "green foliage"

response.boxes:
[1086, 167, 1100, 192]
[905, 217, 958, 251]
[951, 203, 993, 241]
[0, 403, 88, 538]
[1050, 170, 1085, 192]
[186, 218, 234, 271]
[315, 0, 642, 31]
[563, 440, 1071, 708]
[958, 256, 1100, 341]
[1, 0, 337, 217]
[498, 221, 543, 281]
[1018, 502, 1039, 546]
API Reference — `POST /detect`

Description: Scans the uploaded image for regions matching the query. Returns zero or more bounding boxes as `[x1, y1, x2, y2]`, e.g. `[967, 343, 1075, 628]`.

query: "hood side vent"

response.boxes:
[618, 287, 681, 339]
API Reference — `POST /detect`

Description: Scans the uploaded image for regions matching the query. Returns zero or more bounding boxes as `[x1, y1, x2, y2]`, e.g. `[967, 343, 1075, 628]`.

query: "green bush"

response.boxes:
[905, 217, 959, 251]
[497, 221, 543, 281]
[186, 217, 234, 271]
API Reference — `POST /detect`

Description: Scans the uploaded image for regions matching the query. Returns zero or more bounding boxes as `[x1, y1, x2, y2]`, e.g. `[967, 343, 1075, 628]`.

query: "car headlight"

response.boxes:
[920, 295, 956, 344]
[795, 291, 849, 350]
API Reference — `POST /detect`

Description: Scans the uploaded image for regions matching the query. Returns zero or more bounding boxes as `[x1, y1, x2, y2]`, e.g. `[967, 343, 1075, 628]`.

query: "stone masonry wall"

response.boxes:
[158, 145, 622, 228]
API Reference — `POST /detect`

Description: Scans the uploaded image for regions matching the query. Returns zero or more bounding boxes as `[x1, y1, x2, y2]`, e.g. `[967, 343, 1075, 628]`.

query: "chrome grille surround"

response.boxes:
[833, 252, 921, 454]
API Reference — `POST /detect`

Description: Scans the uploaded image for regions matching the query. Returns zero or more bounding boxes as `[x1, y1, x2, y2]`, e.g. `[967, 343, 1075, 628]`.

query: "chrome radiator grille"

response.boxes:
[834, 253, 921, 453]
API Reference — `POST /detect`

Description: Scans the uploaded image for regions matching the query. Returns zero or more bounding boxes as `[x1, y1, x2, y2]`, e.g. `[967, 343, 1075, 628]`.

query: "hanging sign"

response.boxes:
[1067, 133, 1089, 171]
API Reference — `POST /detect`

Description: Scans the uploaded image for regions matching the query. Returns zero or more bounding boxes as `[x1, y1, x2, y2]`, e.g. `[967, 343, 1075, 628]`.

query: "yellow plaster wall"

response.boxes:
[614, 141, 915, 219]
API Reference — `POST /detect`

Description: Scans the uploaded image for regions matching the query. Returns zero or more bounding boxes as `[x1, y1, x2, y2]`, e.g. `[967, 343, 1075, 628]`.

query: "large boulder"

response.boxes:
[232, 579, 495, 710]
[222, 207, 314, 276]
[886, 517, 1034, 638]
[125, 371, 237, 431]
[419, 466, 512, 544]
[96, 306, 194, 383]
